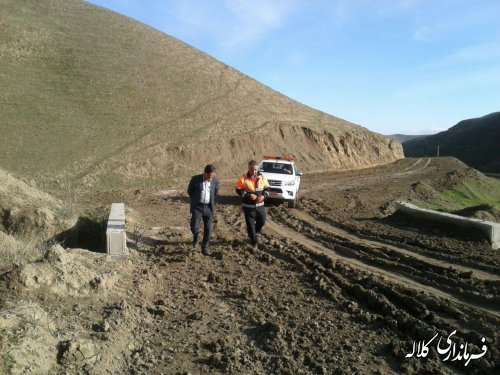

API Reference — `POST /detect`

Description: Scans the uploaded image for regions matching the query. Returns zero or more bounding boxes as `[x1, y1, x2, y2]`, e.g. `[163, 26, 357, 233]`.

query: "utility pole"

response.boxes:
[437, 145, 440, 157]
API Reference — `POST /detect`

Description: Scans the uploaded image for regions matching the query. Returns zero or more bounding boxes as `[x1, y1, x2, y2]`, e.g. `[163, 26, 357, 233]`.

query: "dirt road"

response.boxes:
[1, 157, 498, 374]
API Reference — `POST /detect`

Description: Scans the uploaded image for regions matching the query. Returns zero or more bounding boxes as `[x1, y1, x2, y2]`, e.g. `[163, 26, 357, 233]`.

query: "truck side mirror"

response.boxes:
[296, 172, 303, 176]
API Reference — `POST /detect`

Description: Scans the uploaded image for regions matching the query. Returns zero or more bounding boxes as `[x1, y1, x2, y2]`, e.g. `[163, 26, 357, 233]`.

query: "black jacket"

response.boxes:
[187, 174, 219, 213]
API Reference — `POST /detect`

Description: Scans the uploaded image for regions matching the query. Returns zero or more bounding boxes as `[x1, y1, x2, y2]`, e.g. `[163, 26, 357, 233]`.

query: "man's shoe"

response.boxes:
[250, 240, 258, 248]
[192, 237, 198, 248]
[201, 242, 210, 255]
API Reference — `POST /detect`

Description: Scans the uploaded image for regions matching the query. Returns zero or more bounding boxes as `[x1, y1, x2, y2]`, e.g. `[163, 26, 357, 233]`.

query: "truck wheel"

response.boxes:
[288, 190, 300, 208]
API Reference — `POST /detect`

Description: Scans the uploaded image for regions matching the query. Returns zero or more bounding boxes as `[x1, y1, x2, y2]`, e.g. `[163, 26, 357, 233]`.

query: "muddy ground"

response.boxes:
[1, 157, 499, 374]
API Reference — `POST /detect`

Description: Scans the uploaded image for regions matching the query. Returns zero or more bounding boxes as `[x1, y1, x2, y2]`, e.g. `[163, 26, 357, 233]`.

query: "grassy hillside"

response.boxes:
[410, 163, 500, 217]
[1, 0, 402, 193]
[403, 112, 500, 173]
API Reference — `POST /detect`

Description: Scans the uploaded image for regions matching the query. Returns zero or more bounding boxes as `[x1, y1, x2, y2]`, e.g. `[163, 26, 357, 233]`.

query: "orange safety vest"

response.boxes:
[235, 173, 270, 207]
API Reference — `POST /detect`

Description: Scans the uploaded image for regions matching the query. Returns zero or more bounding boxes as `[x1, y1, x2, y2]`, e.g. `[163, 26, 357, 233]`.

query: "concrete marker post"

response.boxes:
[106, 203, 128, 256]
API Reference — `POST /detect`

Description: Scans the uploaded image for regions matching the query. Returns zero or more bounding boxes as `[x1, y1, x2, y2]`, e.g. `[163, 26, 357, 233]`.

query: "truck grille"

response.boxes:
[268, 180, 282, 187]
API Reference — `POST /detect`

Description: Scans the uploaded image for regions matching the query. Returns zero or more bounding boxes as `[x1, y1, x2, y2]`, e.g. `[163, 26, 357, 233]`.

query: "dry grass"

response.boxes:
[0, 168, 74, 239]
[0, 232, 48, 274]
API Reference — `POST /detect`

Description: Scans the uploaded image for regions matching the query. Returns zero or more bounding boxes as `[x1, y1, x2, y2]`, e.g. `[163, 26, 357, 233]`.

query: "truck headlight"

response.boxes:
[284, 181, 295, 186]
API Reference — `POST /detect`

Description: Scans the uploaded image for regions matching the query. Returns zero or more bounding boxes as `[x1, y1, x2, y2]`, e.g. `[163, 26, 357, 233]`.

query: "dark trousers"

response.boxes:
[243, 206, 266, 244]
[190, 203, 213, 250]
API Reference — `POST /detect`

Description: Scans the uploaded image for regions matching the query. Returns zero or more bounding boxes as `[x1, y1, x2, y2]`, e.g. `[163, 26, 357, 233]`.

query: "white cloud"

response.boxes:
[221, 0, 304, 50]
[157, 0, 303, 53]
[412, 26, 431, 42]
[225, 0, 289, 28]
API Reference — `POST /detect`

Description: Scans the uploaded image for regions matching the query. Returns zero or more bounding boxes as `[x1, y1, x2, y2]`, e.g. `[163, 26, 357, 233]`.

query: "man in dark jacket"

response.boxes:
[187, 164, 219, 255]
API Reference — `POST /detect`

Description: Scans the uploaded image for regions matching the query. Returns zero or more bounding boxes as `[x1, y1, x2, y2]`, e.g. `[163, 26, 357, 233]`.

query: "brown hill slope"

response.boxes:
[403, 112, 500, 173]
[0, 0, 402, 191]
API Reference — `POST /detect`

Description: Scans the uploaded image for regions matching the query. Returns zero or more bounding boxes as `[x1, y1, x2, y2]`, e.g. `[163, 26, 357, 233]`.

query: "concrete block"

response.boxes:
[395, 202, 500, 250]
[106, 203, 128, 256]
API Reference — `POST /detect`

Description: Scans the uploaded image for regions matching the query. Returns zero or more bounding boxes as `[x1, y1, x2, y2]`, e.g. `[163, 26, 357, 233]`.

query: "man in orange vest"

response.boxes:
[235, 160, 270, 246]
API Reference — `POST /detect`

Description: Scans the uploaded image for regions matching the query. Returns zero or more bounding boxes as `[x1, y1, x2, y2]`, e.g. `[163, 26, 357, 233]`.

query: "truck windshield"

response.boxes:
[260, 162, 293, 175]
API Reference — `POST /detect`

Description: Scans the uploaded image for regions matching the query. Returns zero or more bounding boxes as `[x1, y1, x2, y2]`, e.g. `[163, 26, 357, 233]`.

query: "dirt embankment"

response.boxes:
[1, 157, 499, 374]
[118, 123, 403, 183]
[0, 168, 73, 238]
[172, 123, 403, 175]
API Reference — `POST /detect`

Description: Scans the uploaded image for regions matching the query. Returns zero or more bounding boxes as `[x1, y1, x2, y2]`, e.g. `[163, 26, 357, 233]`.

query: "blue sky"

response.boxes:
[86, 0, 500, 135]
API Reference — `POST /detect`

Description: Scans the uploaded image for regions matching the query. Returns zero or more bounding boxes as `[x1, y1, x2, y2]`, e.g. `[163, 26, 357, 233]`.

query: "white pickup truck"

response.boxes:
[259, 156, 302, 208]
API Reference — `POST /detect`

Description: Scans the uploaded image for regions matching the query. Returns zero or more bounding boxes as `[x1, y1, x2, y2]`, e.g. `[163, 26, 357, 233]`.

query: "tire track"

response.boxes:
[289, 209, 500, 281]
[302, 158, 433, 195]
[218, 203, 499, 370]
[265, 218, 500, 318]
[394, 158, 432, 177]
[400, 157, 422, 171]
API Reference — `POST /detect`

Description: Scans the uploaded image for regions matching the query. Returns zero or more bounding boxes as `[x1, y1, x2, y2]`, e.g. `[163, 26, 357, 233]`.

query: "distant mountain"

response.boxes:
[403, 112, 500, 173]
[387, 134, 430, 143]
[0, 0, 402, 191]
